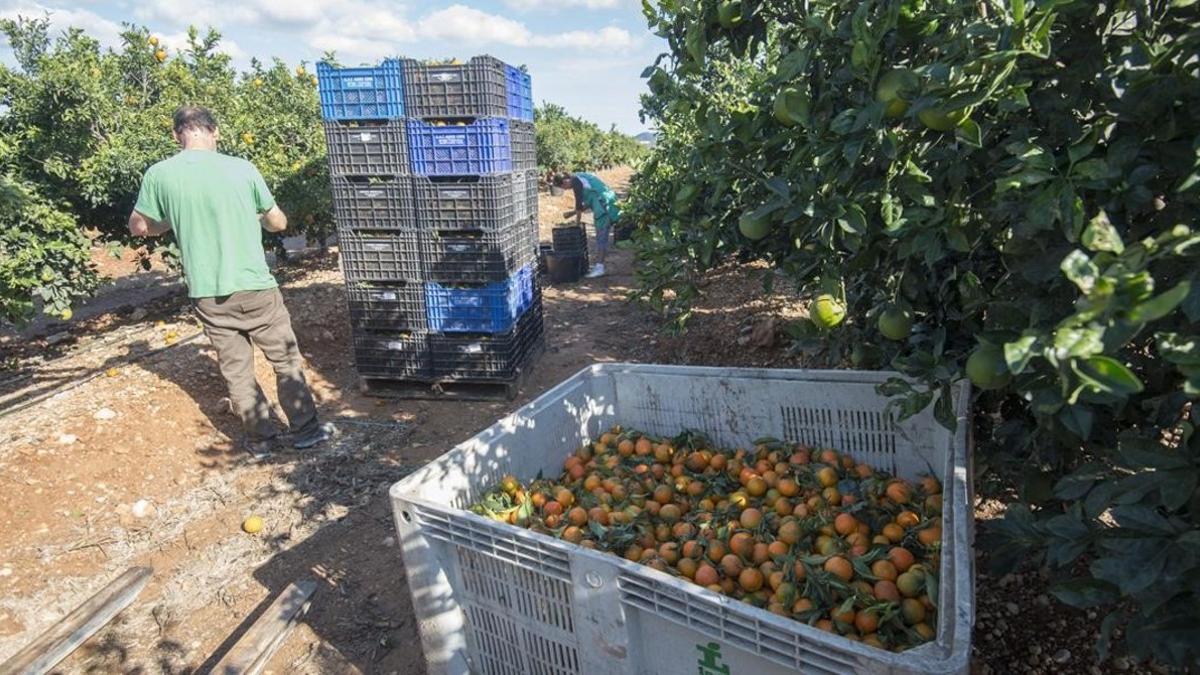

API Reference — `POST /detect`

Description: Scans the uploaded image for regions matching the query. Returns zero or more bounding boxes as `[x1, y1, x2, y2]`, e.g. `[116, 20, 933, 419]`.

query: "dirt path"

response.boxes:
[0, 168, 670, 674]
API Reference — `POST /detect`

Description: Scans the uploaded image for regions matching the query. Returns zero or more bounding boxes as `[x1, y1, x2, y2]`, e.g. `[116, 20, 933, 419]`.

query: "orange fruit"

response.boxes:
[913, 622, 935, 640]
[740, 508, 763, 529]
[738, 567, 765, 592]
[834, 513, 858, 536]
[555, 488, 574, 508]
[817, 467, 839, 487]
[720, 554, 744, 578]
[885, 481, 912, 504]
[882, 522, 905, 543]
[823, 556, 853, 582]
[896, 571, 923, 598]
[830, 606, 856, 625]
[888, 546, 916, 572]
[871, 559, 898, 581]
[659, 504, 682, 523]
[902, 597, 927, 624]
[747, 477, 768, 497]
[618, 439, 635, 456]
[917, 526, 942, 547]
[854, 609, 880, 634]
[874, 579, 901, 602]
[695, 563, 720, 586]
[636, 437, 654, 455]
[896, 510, 921, 529]
[767, 540, 789, 558]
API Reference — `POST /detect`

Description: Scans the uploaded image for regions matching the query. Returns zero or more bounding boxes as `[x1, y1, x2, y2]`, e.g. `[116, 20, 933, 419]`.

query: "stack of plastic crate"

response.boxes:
[319, 56, 542, 393]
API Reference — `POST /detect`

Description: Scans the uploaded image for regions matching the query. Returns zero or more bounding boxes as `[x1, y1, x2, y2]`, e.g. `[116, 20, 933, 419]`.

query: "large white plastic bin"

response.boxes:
[390, 364, 974, 675]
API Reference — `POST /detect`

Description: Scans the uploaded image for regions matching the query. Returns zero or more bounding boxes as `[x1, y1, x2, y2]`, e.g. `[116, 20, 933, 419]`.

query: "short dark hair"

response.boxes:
[173, 106, 218, 135]
[556, 173, 574, 187]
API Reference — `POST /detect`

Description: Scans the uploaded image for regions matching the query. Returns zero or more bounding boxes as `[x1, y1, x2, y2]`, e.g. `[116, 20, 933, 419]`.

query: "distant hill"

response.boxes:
[635, 132, 657, 147]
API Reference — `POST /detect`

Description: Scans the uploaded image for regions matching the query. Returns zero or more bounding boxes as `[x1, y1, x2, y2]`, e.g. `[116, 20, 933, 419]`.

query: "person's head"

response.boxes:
[555, 172, 574, 188]
[172, 105, 220, 149]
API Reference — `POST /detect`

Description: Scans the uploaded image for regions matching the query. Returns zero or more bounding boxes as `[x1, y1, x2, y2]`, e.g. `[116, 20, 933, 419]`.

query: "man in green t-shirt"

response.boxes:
[129, 106, 330, 455]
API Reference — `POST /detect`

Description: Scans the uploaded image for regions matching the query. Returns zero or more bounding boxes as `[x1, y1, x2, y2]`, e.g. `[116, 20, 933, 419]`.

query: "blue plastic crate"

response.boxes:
[425, 266, 534, 333]
[407, 118, 514, 176]
[318, 60, 404, 121]
[505, 65, 534, 121]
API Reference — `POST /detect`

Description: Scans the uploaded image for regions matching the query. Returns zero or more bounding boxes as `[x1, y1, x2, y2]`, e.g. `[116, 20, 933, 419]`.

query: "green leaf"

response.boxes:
[1054, 462, 1106, 500]
[955, 119, 982, 148]
[1110, 505, 1175, 535]
[1072, 158, 1110, 181]
[1010, 0, 1026, 23]
[1081, 210, 1124, 254]
[996, 169, 1053, 193]
[1060, 250, 1098, 293]
[1003, 335, 1039, 374]
[1129, 282, 1191, 324]
[1050, 578, 1119, 609]
[1075, 356, 1145, 396]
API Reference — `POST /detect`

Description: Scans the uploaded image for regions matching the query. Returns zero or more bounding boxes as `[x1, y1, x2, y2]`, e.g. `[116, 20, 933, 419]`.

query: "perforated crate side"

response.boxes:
[352, 329, 432, 379]
[425, 266, 534, 334]
[504, 65, 534, 121]
[346, 281, 426, 331]
[318, 60, 404, 121]
[429, 300, 544, 381]
[511, 121, 536, 171]
[421, 225, 537, 284]
[332, 177, 415, 231]
[552, 225, 588, 254]
[412, 173, 521, 232]
[324, 120, 409, 177]
[407, 118, 515, 176]
[339, 230, 423, 283]
[402, 56, 509, 119]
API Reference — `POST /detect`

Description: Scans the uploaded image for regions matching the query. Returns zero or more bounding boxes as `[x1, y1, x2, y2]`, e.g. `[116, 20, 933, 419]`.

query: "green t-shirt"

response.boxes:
[134, 149, 278, 298]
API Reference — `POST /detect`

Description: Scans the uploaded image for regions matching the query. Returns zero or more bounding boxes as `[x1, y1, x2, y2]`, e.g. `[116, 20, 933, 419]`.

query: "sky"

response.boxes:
[0, 0, 664, 133]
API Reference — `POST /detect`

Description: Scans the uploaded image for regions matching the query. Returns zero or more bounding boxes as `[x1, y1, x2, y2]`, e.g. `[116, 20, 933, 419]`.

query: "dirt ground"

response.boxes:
[0, 167, 1139, 675]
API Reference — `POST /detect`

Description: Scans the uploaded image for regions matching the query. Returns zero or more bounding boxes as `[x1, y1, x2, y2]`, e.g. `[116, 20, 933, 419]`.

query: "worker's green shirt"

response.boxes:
[134, 150, 278, 298]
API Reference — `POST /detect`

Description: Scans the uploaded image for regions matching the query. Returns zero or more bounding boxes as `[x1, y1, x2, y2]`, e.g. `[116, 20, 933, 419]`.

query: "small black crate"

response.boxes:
[332, 177, 415, 231]
[421, 223, 537, 284]
[324, 120, 409, 177]
[412, 173, 522, 231]
[552, 225, 588, 253]
[339, 230, 423, 282]
[511, 121, 536, 171]
[346, 281, 425, 331]
[430, 299, 544, 380]
[353, 329, 432, 379]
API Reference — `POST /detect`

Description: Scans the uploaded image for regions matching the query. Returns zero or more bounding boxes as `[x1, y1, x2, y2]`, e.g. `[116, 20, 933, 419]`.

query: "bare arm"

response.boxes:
[260, 205, 287, 233]
[128, 210, 171, 237]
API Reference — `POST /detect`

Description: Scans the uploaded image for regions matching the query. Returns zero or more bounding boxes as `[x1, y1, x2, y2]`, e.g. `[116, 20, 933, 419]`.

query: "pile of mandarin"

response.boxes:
[471, 427, 945, 652]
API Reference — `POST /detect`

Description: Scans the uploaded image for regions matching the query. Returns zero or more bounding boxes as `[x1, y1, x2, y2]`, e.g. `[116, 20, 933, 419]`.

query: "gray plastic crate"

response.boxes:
[421, 223, 537, 284]
[390, 365, 974, 675]
[339, 230, 422, 282]
[352, 329, 432, 379]
[324, 120, 409, 177]
[412, 173, 523, 232]
[402, 56, 508, 119]
[511, 121, 536, 171]
[333, 177, 415, 231]
[346, 281, 426, 331]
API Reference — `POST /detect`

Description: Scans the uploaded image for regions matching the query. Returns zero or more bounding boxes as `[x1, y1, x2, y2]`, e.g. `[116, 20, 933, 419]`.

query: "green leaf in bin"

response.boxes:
[1073, 356, 1144, 397]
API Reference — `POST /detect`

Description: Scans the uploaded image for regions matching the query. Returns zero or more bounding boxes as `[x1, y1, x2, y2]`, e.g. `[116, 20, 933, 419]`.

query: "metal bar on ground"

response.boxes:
[0, 566, 153, 675]
[210, 579, 318, 675]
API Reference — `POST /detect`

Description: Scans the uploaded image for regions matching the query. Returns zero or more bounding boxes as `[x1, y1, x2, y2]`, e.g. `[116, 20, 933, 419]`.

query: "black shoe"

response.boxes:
[292, 422, 336, 450]
[244, 437, 279, 459]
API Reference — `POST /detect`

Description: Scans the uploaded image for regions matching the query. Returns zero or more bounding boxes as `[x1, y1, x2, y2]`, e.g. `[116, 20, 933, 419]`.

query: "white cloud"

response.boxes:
[504, 0, 622, 10]
[0, 2, 124, 51]
[417, 5, 532, 46]
[532, 25, 633, 49]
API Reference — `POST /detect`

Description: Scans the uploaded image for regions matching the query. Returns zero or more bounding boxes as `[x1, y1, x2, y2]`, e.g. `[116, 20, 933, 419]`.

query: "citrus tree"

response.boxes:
[628, 0, 1200, 665]
[0, 17, 328, 323]
[535, 102, 647, 175]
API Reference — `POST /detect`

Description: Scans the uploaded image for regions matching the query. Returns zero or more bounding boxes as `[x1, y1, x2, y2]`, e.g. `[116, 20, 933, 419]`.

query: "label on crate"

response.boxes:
[434, 134, 468, 147]
[365, 243, 390, 252]
[342, 76, 377, 89]
[438, 189, 470, 200]
[355, 132, 377, 142]
[430, 72, 463, 83]
[446, 243, 475, 253]
[459, 343, 484, 354]
[357, 189, 386, 199]
[385, 340, 410, 351]
[372, 292, 399, 301]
